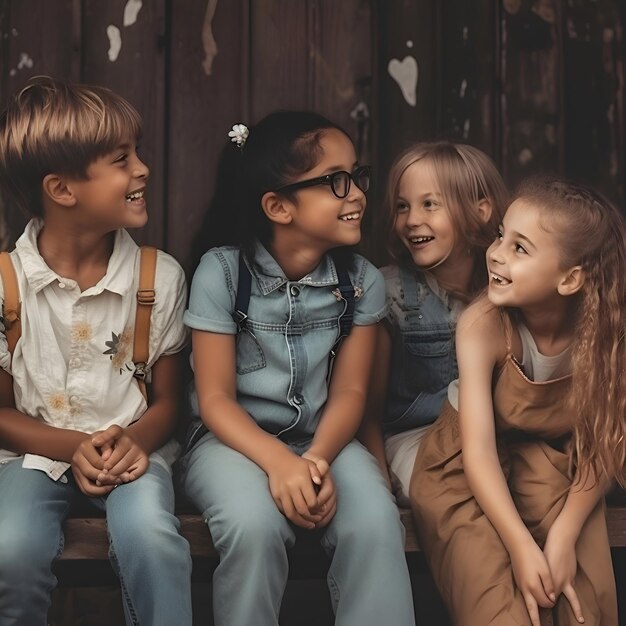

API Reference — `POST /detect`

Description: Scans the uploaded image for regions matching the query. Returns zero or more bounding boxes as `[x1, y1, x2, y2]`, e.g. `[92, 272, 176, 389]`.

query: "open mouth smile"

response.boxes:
[409, 235, 434, 245]
[339, 211, 361, 222]
[490, 271, 511, 286]
[126, 188, 145, 203]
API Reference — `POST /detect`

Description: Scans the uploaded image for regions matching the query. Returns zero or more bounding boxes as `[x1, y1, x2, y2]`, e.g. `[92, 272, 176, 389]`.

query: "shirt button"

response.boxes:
[58, 282, 66, 289]
[69, 358, 81, 369]
[69, 395, 79, 405]
[290, 285, 300, 296]
[293, 394, 304, 405]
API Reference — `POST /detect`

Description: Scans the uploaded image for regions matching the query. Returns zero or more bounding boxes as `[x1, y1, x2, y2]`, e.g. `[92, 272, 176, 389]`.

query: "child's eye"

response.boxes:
[113, 153, 128, 164]
[496, 227, 503, 240]
[515, 243, 528, 254]
[396, 201, 409, 213]
[423, 199, 439, 210]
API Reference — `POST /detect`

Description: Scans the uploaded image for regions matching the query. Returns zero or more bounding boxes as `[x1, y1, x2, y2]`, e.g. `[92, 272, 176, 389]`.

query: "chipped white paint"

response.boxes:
[459, 79, 467, 98]
[518, 148, 533, 165]
[17, 52, 33, 70]
[10, 28, 17, 36]
[9, 69, 16, 77]
[202, 0, 219, 75]
[107, 25, 122, 62]
[388, 56, 418, 107]
[350, 101, 369, 122]
[123, 0, 142, 27]
[463, 119, 470, 139]
[406, 40, 413, 48]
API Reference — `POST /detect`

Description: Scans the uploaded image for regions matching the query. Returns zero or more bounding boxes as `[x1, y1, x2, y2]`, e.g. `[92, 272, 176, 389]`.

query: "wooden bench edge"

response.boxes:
[59, 506, 626, 561]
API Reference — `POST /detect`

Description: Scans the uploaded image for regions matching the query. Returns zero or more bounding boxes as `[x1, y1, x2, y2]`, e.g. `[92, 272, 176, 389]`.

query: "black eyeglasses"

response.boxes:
[275, 165, 371, 199]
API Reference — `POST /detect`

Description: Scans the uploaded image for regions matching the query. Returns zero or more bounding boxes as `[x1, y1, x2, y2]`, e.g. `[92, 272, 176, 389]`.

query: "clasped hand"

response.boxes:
[511, 533, 584, 626]
[267, 451, 337, 529]
[71, 425, 149, 497]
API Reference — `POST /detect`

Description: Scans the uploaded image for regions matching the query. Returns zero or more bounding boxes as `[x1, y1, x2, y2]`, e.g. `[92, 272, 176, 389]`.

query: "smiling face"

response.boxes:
[487, 198, 574, 309]
[67, 140, 149, 231]
[393, 159, 471, 279]
[281, 128, 366, 252]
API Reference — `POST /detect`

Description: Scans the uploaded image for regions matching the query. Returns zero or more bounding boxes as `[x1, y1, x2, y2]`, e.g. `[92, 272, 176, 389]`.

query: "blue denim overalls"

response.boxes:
[180, 243, 415, 626]
[381, 264, 458, 434]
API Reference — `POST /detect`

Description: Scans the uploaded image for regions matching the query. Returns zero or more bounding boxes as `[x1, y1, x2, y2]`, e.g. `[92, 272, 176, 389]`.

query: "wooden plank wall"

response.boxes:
[0, 0, 624, 266]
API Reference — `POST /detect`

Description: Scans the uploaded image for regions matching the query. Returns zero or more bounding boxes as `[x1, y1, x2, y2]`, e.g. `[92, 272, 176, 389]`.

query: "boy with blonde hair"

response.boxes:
[0, 76, 192, 626]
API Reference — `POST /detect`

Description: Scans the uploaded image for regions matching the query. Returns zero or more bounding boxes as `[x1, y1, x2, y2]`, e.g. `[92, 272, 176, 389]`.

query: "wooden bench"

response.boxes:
[54, 496, 626, 586]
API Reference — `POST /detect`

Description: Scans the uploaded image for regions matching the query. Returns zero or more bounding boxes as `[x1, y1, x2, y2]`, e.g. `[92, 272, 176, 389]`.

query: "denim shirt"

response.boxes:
[184, 242, 387, 445]
[381, 265, 461, 433]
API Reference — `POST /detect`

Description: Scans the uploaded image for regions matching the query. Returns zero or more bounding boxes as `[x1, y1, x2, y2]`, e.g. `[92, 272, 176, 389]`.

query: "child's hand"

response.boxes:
[71, 436, 119, 497]
[267, 452, 324, 529]
[543, 528, 584, 623]
[510, 538, 556, 626]
[301, 451, 337, 527]
[301, 451, 329, 485]
[92, 426, 149, 485]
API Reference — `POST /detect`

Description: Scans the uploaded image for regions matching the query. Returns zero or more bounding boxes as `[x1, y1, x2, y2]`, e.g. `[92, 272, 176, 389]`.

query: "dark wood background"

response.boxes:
[0, 0, 624, 268]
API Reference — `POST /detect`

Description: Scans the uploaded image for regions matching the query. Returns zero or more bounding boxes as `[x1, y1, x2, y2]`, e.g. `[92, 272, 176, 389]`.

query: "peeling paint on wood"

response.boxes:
[388, 55, 418, 106]
[106, 24, 121, 62]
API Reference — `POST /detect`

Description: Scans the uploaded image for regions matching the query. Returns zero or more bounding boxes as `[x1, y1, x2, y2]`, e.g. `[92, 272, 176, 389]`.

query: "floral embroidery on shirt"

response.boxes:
[48, 393, 68, 412]
[103, 327, 134, 374]
[71, 322, 93, 344]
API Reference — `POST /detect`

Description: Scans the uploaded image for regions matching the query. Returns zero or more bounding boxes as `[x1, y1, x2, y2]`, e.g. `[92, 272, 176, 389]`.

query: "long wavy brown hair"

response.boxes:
[513, 177, 626, 487]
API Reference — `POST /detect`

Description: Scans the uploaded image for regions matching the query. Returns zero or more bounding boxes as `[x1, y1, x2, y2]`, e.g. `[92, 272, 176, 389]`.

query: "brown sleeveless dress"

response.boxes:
[410, 350, 617, 625]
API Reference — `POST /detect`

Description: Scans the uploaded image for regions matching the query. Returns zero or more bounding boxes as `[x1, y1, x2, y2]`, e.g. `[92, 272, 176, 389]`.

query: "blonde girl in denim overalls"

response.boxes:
[361, 142, 508, 504]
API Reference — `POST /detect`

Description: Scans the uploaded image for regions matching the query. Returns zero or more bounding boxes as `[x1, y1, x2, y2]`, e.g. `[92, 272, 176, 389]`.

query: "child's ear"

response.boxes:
[477, 198, 493, 224]
[557, 265, 585, 296]
[261, 191, 293, 225]
[42, 173, 77, 208]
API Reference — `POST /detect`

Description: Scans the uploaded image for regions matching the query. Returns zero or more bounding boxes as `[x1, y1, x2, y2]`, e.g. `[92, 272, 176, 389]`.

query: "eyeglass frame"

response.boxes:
[273, 165, 371, 199]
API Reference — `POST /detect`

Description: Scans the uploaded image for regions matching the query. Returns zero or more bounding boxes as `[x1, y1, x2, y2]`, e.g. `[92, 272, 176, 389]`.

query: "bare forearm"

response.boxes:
[200, 394, 294, 473]
[0, 408, 87, 462]
[552, 472, 608, 542]
[308, 389, 365, 463]
[127, 399, 177, 455]
[465, 446, 535, 553]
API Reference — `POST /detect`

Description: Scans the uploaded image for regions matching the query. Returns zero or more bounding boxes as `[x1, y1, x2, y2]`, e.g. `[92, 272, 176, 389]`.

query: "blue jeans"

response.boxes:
[181, 435, 415, 626]
[0, 458, 192, 626]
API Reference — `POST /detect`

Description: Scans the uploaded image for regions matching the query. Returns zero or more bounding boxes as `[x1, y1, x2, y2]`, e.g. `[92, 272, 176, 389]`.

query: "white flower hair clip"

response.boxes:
[228, 123, 249, 148]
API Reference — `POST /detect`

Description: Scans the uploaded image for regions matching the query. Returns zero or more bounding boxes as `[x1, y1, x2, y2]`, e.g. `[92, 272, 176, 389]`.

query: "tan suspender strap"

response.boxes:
[133, 246, 157, 396]
[0, 252, 21, 356]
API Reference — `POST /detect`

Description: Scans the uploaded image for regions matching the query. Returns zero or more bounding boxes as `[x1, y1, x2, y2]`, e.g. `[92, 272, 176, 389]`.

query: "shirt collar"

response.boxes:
[247, 240, 340, 295]
[15, 219, 139, 296]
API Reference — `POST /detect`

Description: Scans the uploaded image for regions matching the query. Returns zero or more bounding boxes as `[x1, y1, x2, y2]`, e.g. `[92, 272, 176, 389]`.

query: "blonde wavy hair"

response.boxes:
[384, 141, 509, 299]
[513, 177, 626, 487]
[0, 75, 141, 217]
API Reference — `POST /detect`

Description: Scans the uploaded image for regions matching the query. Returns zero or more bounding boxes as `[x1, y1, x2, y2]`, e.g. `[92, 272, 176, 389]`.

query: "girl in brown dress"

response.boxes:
[411, 178, 625, 626]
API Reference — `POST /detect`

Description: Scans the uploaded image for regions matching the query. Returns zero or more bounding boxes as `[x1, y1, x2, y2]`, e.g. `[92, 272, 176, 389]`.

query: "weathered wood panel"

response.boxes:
[562, 0, 625, 203]
[0, 0, 78, 246]
[82, 0, 167, 248]
[500, 0, 563, 188]
[167, 0, 249, 266]
[438, 0, 498, 157]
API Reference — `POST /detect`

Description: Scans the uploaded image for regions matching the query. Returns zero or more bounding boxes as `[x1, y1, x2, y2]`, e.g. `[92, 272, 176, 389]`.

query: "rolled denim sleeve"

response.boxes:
[352, 257, 388, 326]
[184, 248, 238, 334]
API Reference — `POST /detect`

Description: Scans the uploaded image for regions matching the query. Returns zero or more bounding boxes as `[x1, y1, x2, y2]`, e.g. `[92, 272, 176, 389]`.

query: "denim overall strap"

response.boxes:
[233, 251, 252, 331]
[327, 263, 355, 381]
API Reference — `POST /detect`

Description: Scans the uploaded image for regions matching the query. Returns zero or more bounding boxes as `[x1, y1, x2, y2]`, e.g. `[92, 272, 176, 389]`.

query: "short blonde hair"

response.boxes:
[384, 141, 509, 295]
[0, 76, 142, 217]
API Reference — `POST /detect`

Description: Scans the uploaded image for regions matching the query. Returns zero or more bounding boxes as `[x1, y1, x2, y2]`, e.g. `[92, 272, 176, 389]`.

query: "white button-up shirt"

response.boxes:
[0, 220, 187, 479]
